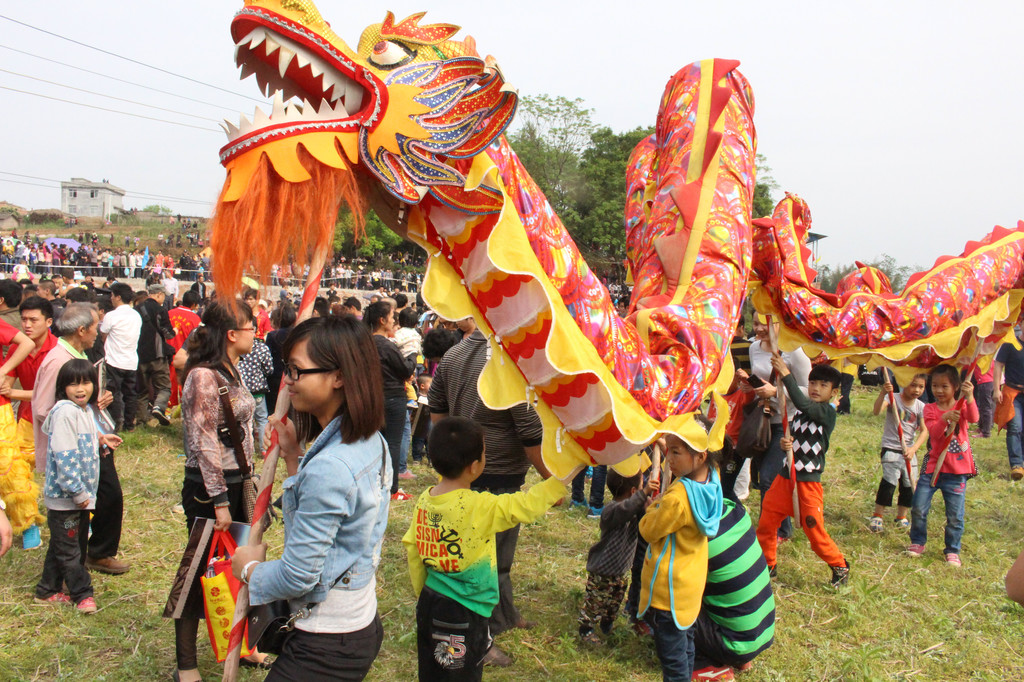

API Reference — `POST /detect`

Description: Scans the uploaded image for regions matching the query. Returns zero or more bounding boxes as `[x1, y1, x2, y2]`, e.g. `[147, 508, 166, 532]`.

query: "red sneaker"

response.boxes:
[34, 593, 72, 605]
[76, 597, 98, 614]
[693, 665, 735, 680]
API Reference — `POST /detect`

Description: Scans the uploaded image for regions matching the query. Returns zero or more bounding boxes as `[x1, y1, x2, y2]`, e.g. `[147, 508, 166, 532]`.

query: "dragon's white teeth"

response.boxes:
[222, 118, 240, 139]
[239, 63, 256, 81]
[264, 36, 281, 56]
[283, 101, 305, 121]
[271, 92, 286, 120]
[308, 61, 323, 79]
[324, 74, 350, 102]
[295, 52, 311, 70]
[302, 99, 316, 117]
[253, 106, 270, 128]
[238, 28, 266, 50]
[278, 46, 295, 78]
[237, 113, 252, 135]
[343, 87, 363, 114]
[316, 98, 334, 118]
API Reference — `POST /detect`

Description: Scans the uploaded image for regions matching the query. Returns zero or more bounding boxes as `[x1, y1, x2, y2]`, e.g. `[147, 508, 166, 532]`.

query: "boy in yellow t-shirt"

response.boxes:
[402, 416, 565, 680]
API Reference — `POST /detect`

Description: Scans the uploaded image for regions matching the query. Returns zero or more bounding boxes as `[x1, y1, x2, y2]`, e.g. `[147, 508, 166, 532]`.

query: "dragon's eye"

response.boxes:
[368, 40, 417, 70]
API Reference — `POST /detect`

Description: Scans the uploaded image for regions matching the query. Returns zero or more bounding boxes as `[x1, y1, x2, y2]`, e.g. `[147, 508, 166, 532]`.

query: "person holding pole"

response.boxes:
[907, 365, 977, 566]
[742, 315, 811, 543]
[172, 300, 265, 681]
[868, 373, 928, 533]
[232, 316, 390, 681]
[755, 357, 849, 588]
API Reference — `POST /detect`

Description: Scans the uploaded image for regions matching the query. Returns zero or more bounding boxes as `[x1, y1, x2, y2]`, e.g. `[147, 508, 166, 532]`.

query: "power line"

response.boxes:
[0, 85, 219, 132]
[0, 68, 223, 123]
[0, 13, 262, 104]
[0, 44, 245, 113]
[0, 178, 55, 190]
[0, 172, 214, 207]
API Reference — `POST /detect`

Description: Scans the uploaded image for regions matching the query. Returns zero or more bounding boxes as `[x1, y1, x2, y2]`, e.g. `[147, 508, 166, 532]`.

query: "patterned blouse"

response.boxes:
[181, 366, 256, 500]
[237, 338, 274, 395]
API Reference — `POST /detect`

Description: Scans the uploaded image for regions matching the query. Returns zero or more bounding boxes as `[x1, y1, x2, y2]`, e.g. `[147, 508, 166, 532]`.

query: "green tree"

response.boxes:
[507, 95, 596, 222]
[141, 204, 171, 214]
[333, 208, 404, 260]
[574, 125, 654, 263]
[753, 154, 779, 219]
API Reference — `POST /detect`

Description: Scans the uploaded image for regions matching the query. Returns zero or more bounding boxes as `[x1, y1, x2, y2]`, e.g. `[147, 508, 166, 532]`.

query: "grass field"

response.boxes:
[3, 385, 1024, 681]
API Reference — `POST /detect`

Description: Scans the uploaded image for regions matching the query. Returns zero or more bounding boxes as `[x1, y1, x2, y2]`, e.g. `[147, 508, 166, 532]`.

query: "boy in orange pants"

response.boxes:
[756, 356, 849, 588]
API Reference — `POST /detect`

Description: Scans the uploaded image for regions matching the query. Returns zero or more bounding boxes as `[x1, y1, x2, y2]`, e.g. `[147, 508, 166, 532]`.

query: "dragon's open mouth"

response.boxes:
[219, 8, 379, 163]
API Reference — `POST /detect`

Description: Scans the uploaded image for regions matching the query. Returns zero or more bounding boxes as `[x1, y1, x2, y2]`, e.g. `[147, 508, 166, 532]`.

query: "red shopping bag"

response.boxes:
[200, 530, 256, 662]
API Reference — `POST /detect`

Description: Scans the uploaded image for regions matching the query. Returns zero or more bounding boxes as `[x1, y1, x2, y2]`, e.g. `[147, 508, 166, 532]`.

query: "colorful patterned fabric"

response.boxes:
[749, 194, 1024, 382]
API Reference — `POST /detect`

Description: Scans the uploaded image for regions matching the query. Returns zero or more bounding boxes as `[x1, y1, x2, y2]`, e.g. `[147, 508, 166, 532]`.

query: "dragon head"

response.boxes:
[220, 1, 516, 203]
[210, 1, 517, 292]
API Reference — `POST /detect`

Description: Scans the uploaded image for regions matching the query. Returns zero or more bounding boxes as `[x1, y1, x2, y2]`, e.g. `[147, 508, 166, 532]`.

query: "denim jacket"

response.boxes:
[248, 417, 392, 607]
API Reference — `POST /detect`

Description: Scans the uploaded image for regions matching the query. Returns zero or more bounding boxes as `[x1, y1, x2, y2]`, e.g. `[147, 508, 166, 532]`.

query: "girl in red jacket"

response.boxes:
[907, 365, 977, 566]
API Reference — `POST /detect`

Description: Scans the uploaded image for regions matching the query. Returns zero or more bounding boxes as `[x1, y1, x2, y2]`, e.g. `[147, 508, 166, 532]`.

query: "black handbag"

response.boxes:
[248, 599, 294, 655]
[736, 397, 772, 458]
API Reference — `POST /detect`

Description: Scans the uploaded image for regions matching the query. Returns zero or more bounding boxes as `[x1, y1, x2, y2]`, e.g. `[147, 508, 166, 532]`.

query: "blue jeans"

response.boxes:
[910, 472, 967, 554]
[571, 465, 607, 508]
[646, 607, 695, 681]
[253, 394, 268, 450]
[411, 436, 427, 462]
[382, 395, 407, 494]
[1005, 392, 1024, 468]
[399, 410, 411, 474]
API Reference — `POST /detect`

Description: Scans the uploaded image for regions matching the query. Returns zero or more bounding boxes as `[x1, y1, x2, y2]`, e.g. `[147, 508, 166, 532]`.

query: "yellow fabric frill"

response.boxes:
[0, 404, 43, 533]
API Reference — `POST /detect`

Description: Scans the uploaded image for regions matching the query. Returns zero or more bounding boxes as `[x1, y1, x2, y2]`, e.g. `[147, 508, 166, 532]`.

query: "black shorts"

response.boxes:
[416, 587, 491, 681]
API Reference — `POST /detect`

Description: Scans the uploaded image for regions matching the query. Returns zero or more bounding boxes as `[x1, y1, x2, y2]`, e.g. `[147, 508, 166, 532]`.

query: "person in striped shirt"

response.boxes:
[692, 497, 776, 679]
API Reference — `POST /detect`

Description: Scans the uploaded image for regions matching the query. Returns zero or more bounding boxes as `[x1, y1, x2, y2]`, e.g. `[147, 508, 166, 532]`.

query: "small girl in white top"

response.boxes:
[34, 359, 121, 613]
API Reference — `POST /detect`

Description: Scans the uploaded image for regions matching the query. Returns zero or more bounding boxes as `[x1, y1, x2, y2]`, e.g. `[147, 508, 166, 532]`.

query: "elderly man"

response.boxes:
[33, 303, 128, 575]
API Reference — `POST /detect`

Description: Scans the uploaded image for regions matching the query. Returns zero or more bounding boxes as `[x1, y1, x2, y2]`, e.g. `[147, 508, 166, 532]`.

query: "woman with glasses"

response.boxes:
[363, 301, 415, 501]
[171, 300, 267, 681]
[233, 316, 390, 681]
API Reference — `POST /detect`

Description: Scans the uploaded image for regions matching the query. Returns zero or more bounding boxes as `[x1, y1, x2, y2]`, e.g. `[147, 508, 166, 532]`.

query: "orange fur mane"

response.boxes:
[209, 145, 364, 298]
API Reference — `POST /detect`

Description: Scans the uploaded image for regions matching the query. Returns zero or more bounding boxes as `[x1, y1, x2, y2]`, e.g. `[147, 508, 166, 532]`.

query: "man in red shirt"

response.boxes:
[243, 287, 272, 340]
[167, 291, 201, 409]
[3, 297, 58, 460]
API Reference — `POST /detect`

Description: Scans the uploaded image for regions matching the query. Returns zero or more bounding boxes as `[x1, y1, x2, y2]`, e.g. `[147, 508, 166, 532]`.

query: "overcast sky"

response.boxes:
[1, 0, 1021, 273]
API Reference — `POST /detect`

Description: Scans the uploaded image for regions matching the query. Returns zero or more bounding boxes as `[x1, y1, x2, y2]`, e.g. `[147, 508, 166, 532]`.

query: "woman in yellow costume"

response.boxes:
[0, 319, 42, 548]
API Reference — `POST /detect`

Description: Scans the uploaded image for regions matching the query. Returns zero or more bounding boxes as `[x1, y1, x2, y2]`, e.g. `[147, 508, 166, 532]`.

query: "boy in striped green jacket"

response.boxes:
[693, 498, 776, 679]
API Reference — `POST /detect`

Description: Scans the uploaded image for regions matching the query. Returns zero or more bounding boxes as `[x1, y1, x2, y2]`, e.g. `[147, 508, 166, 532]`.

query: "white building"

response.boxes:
[60, 178, 125, 218]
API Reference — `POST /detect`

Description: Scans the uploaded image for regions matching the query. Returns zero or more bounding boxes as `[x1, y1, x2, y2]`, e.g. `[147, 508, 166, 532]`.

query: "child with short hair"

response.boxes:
[578, 469, 658, 644]
[638, 419, 724, 682]
[410, 374, 432, 464]
[34, 359, 121, 613]
[869, 373, 928, 532]
[907, 365, 977, 566]
[403, 416, 565, 680]
[755, 359, 849, 588]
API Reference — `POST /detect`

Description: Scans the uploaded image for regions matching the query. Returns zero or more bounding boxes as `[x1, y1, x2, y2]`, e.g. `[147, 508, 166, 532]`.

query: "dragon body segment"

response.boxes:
[210, 0, 1024, 476]
[749, 194, 1024, 381]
